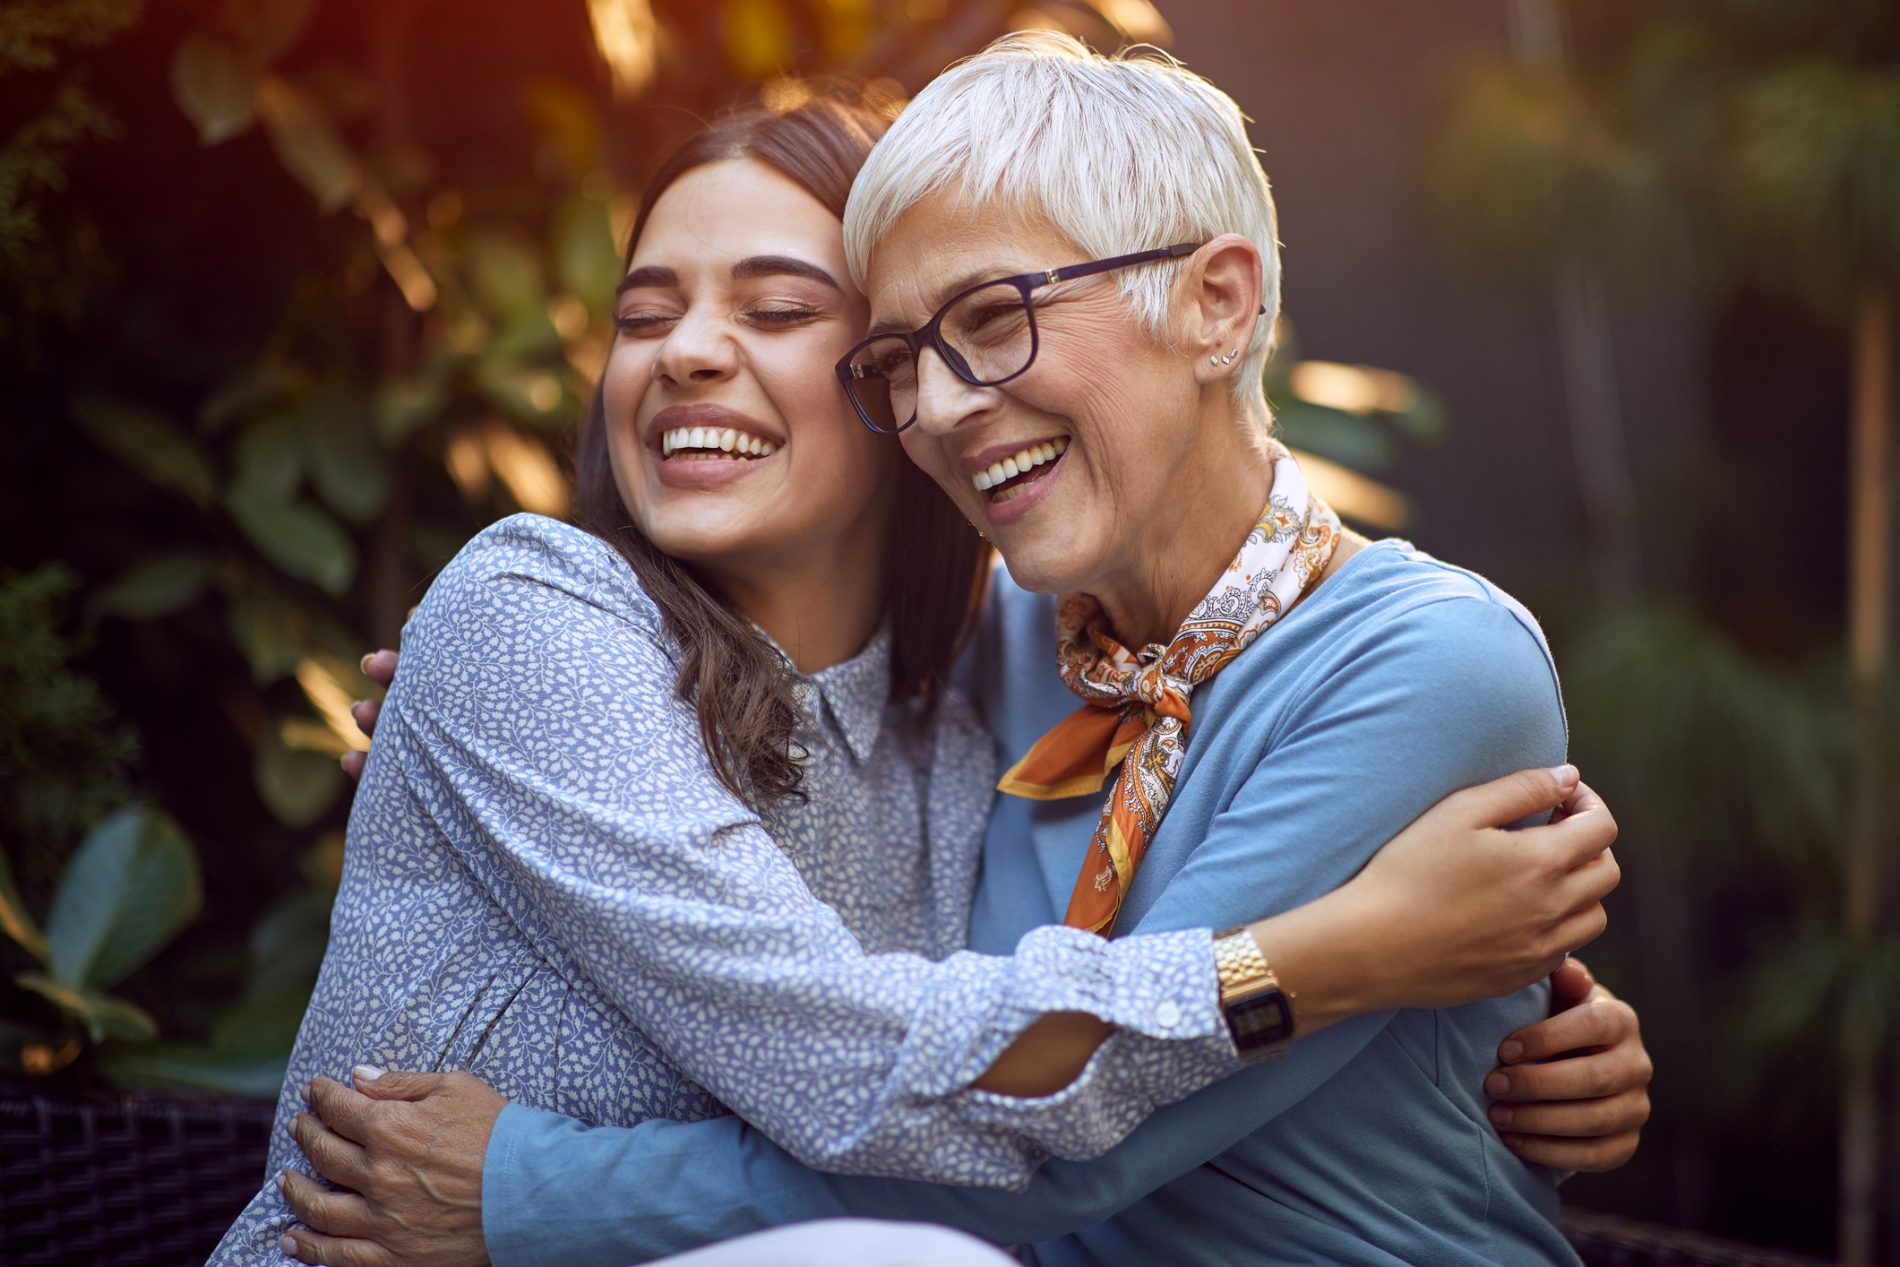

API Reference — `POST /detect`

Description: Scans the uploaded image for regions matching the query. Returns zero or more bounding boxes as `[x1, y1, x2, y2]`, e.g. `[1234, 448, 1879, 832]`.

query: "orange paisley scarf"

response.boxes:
[997, 445, 1342, 935]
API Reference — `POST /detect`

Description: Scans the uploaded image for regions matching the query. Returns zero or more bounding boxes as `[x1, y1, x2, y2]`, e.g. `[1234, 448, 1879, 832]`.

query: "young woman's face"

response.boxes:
[602, 159, 897, 579]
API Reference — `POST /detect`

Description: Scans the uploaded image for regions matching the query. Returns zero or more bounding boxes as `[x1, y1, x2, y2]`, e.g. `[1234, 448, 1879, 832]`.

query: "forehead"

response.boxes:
[634, 159, 845, 267]
[863, 194, 1080, 321]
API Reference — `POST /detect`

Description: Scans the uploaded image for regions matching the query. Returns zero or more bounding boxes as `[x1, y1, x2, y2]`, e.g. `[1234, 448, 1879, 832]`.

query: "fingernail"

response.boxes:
[1485, 1072, 1510, 1097]
[1501, 1132, 1523, 1150]
[1500, 1040, 1525, 1063]
[301, 1079, 313, 1101]
[1548, 764, 1578, 785]
[360, 653, 376, 673]
[1491, 1106, 1514, 1128]
[280, 1234, 299, 1255]
[353, 1063, 385, 1082]
[275, 1169, 288, 1190]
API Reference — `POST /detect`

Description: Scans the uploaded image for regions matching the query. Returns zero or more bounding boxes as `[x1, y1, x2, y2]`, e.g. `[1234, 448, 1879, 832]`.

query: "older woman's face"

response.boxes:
[866, 197, 1205, 599]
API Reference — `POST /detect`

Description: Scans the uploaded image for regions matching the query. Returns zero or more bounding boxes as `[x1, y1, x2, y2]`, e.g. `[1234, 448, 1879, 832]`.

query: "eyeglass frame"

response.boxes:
[834, 240, 1212, 435]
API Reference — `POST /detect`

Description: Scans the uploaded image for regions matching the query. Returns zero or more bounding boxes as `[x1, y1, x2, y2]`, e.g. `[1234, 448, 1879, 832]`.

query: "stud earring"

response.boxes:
[1208, 355, 1221, 366]
[1220, 348, 1239, 365]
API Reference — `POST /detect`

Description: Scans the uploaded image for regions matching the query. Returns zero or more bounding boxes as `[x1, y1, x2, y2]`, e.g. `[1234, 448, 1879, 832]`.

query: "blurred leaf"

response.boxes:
[74, 398, 218, 507]
[96, 1043, 287, 1096]
[43, 806, 202, 991]
[253, 737, 341, 827]
[304, 405, 390, 524]
[15, 974, 159, 1044]
[231, 410, 306, 501]
[465, 233, 547, 321]
[376, 376, 448, 444]
[170, 34, 257, 145]
[244, 887, 333, 1001]
[220, 0, 314, 63]
[256, 77, 356, 213]
[227, 485, 357, 596]
[87, 552, 218, 621]
[0, 848, 48, 965]
[226, 585, 304, 684]
[553, 194, 621, 314]
[475, 362, 567, 428]
[200, 362, 294, 432]
[1273, 403, 1400, 473]
[725, 0, 793, 80]
[522, 78, 602, 184]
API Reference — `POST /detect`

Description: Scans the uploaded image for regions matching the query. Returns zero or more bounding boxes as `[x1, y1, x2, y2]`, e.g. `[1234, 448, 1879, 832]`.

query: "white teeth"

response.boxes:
[659, 425, 780, 460]
[971, 437, 1068, 495]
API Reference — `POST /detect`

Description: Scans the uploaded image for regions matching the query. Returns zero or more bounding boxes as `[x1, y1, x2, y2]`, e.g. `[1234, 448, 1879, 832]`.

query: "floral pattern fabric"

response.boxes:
[998, 446, 1341, 933]
[207, 513, 1235, 1265]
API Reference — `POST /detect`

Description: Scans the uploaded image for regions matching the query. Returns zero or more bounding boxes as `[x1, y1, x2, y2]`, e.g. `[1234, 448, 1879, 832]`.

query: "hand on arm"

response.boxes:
[340, 649, 397, 781]
[1485, 957, 1652, 1171]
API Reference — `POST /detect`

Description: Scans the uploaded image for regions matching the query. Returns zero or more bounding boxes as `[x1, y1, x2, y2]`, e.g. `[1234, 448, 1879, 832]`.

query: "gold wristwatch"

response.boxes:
[1213, 927, 1295, 1063]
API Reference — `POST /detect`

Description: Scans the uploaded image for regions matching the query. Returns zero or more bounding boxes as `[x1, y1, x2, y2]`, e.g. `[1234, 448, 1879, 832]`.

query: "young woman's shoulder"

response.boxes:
[428, 512, 663, 637]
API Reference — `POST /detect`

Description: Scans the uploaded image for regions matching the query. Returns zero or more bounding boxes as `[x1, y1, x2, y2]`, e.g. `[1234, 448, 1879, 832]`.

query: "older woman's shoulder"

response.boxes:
[423, 513, 663, 636]
[1324, 538, 1548, 651]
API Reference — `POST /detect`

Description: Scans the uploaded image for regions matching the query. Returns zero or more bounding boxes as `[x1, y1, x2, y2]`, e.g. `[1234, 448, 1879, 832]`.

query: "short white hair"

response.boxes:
[843, 31, 1281, 408]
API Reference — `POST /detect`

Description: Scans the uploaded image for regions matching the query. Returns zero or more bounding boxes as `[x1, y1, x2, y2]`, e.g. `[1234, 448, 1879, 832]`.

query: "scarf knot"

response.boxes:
[996, 445, 1342, 935]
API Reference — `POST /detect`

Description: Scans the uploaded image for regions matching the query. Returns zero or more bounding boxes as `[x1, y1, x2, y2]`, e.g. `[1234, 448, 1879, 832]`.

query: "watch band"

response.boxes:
[1212, 926, 1296, 1063]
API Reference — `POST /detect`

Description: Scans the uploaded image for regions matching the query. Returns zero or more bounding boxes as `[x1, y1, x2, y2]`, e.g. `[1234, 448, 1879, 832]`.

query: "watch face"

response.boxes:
[1227, 989, 1294, 1051]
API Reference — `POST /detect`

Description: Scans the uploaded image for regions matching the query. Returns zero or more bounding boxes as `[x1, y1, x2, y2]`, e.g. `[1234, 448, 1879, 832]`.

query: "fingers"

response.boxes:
[340, 750, 367, 780]
[1535, 786, 1619, 872]
[289, 1110, 371, 1189]
[1505, 995, 1638, 1065]
[360, 649, 398, 688]
[278, 1171, 380, 1245]
[307, 1076, 390, 1143]
[1486, 1037, 1652, 1104]
[1546, 957, 1595, 1012]
[350, 1065, 451, 1102]
[1455, 765, 1581, 829]
[351, 697, 381, 735]
[1501, 1127, 1643, 1173]
[280, 1223, 397, 1267]
[1490, 1086, 1651, 1140]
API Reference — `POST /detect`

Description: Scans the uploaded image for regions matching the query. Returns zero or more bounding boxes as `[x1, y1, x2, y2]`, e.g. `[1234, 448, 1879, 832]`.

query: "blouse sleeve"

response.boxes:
[377, 515, 1239, 1187]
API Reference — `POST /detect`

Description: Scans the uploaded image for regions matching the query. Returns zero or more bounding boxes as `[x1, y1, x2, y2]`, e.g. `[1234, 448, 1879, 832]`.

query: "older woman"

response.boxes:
[280, 37, 1647, 1267]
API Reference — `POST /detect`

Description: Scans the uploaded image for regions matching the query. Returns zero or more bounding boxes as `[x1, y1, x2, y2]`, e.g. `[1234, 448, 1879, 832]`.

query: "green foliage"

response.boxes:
[2, 805, 198, 1057]
[0, 566, 138, 875]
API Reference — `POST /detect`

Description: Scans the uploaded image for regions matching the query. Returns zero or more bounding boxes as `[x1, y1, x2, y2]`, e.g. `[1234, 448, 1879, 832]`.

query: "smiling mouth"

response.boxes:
[972, 437, 1068, 504]
[659, 425, 780, 461]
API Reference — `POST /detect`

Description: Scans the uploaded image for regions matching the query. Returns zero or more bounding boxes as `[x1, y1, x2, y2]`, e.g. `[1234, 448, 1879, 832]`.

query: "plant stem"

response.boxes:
[1841, 284, 1892, 1267]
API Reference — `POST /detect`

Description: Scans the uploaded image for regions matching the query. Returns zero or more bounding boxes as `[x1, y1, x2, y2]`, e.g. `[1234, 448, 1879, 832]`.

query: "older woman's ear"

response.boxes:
[1183, 234, 1267, 378]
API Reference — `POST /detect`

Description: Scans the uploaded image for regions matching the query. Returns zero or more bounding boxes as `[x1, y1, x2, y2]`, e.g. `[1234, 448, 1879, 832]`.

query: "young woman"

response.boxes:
[227, 86, 1633, 1267]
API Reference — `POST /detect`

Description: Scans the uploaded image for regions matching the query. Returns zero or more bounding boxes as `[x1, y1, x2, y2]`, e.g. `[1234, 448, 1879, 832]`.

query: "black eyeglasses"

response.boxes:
[834, 242, 1207, 435]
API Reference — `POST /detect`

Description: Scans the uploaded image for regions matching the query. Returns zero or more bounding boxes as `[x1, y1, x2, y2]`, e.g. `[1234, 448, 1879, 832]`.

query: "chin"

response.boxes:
[996, 536, 1096, 597]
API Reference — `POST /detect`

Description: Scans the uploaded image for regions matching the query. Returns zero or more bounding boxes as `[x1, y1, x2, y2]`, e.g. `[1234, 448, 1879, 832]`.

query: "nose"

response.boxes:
[911, 346, 995, 437]
[653, 311, 737, 385]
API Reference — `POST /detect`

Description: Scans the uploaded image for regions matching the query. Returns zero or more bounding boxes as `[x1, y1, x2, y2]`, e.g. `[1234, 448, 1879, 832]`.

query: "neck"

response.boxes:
[1094, 400, 1278, 648]
[708, 534, 888, 676]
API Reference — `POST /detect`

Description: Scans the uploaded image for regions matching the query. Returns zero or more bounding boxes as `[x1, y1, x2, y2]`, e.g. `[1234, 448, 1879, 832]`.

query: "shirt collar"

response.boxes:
[753, 622, 891, 765]
[806, 625, 891, 764]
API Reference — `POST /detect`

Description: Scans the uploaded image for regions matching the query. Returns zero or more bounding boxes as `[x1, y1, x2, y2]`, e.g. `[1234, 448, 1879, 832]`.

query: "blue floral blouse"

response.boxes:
[209, 514, 1235, 1264]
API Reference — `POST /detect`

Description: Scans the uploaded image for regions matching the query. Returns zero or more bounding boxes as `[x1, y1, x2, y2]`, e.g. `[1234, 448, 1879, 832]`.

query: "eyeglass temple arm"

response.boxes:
[1044, 242, 1268, 317]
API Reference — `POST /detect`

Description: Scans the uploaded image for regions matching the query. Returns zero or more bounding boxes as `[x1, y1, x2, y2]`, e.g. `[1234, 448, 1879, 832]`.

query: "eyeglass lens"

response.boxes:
[844, 281, 1037, 432]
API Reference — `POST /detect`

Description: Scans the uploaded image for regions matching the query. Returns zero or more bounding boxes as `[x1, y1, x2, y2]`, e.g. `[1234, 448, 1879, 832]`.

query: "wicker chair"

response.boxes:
[0, 1085, 1836, 1267]
[0, 1085, 274, 1266]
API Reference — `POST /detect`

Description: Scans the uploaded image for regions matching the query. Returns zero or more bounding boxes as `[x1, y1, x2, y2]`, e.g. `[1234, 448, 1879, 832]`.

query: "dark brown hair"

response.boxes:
[572, 85, 991, 808]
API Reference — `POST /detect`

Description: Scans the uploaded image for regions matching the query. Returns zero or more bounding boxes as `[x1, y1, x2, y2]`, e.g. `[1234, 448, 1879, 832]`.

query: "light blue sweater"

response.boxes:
[484, 540, 1580, 1266]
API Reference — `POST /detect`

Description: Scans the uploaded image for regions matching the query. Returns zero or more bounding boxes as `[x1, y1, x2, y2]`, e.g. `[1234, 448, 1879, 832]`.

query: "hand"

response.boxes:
[340, 650, 399, 781]
[277, 1067, 504, 1267]
[1486, 958, 1652, 1171]
[1344, 766, 1620, 1009]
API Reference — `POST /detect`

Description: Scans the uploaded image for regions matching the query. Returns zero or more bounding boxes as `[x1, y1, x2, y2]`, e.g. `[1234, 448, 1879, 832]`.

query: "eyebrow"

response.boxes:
[867, 263, 1029, 335]
[615, 256, 843, 298]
